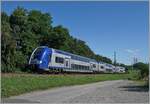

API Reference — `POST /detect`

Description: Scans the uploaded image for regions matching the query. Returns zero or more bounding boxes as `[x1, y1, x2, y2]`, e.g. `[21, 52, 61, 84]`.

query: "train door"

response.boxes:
[65, 58, 70, 68]
[90, 63, 93, 70]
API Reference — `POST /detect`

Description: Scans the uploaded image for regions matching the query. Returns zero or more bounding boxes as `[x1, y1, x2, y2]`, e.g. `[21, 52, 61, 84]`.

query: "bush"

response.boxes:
[127, 69, 141, 80]
[133, 62, 149, 80]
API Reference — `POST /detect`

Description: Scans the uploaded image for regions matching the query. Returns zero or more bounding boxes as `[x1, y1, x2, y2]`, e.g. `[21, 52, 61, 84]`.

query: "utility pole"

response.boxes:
[114, 51, 116, 67]
[132, 57, 136, 70]
[135, 57, 138, 63]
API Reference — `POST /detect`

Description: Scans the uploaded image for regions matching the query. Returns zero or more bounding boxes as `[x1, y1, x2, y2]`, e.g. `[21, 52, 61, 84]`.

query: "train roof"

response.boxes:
[105, 63, 114, 67]
[98, 61, 105, 64]
[54, 48, 97, 63]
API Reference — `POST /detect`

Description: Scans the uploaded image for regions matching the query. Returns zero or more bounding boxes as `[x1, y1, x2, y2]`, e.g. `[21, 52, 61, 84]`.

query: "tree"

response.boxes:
[8, 7, 39, 71]
[133, 62, 149, 79]
[67, 38, 95, 59]
[28, 10, 52, 46]
[119, 63, 126, 67]
[43, 25, 69, 49]
[94, 54, 103, 62]
[1, 12, 17, 72]
[9, 6, 28, 36]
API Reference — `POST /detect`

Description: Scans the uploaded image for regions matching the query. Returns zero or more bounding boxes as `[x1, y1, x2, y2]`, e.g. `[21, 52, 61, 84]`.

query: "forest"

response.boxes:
[1, 7, 126, 72]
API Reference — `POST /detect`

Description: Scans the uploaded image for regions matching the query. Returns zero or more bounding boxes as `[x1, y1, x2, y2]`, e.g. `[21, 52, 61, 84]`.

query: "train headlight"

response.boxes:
[33, 59, 42, 64]
[37, 60, 42, 64]
[39, 61, 42, 64]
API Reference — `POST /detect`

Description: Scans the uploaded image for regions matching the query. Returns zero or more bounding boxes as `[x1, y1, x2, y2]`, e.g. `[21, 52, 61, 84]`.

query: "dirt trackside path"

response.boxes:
[2, 80, 149, 103]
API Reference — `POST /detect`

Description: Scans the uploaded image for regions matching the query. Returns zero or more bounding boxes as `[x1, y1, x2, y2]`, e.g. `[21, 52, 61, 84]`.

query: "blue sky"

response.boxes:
[2, 1, 149, 65]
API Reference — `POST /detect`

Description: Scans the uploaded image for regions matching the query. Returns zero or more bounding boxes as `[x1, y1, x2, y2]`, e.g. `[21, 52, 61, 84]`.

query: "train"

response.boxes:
[29, 46, 126, 73]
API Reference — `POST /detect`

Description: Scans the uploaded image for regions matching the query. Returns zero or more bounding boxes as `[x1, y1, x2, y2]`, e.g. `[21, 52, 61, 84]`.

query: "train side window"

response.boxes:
[66, 61, 68, 66]
[71, 64, 73, 68]
[85, 66, 87, 70]
[80, 65, 82, 69]
[78, 65, 80, 69]
[101, 66, 104, 69]
[84, 66, 85, 70]
[82, 66, 84, 70]
[87, 66, 89, 70]
[83, 66, 84, 70]
[71, 64, 74, 69]
[78, 65, 80, 70]
[83, 66, 85, 70]
[93, 64, 96, 68]
[55, 57, 64, 64]
[77, 65, 79, 70]
[84, 66, 86, 70]
[73, 64, 75, 69]
[74, 64, 77, 69]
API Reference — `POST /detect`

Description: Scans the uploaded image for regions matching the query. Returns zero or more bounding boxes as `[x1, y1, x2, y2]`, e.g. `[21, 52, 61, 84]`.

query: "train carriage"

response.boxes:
[29, 46, 93, 73]
[105, 63, 114, 73]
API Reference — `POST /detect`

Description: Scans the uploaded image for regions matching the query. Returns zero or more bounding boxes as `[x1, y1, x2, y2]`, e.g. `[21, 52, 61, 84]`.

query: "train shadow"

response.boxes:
[119, 85, 149, 92]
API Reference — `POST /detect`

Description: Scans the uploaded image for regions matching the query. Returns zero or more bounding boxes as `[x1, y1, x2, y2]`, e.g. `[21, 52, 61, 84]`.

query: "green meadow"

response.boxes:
[1, 72, 136, 98]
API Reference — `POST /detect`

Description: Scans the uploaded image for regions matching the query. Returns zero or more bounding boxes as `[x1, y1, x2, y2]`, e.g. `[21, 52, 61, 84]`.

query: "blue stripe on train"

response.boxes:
[48, 66, 70, 69]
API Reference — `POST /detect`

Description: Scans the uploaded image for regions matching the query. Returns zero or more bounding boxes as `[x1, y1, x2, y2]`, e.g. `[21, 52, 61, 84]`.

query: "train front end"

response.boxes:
[29, 46, 52, 71]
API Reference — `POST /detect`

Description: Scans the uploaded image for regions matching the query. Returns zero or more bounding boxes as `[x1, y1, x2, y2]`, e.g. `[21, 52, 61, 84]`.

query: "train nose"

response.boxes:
[32, 59, 42, 64]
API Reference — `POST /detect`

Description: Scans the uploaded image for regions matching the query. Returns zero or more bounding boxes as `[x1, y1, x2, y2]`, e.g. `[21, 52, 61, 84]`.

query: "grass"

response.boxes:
[1, 72, 135, 98]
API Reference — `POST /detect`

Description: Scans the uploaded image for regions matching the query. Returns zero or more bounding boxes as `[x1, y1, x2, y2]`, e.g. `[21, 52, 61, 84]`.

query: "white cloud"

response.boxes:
[125, 49, 134, 53]
[125, 49, 140, 55]
[125, 49, 140, 53]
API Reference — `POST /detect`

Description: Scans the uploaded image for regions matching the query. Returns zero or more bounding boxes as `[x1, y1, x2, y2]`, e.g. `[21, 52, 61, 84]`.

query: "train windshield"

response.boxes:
[32, 48, 44, 60]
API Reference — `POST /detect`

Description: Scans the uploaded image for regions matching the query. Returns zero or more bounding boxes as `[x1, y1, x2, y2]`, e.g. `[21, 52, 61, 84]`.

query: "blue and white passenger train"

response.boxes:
[29, 46, 125, 73]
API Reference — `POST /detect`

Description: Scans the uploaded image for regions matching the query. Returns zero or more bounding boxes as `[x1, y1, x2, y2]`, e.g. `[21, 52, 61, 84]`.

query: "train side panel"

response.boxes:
[48, 49, 71, 70]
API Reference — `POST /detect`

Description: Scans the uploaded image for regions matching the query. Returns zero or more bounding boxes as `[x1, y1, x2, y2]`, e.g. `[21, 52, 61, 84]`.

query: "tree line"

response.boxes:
[2, 7, 114, 72]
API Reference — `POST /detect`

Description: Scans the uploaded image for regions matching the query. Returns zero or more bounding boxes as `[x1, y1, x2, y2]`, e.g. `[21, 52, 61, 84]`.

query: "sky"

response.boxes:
[1, 1, 149, 65]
